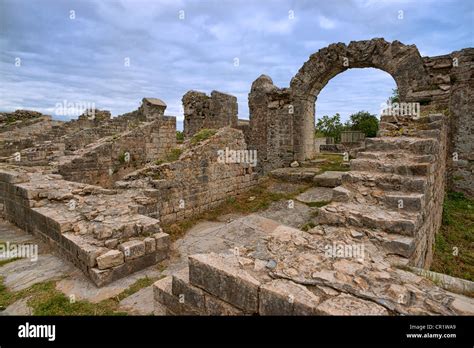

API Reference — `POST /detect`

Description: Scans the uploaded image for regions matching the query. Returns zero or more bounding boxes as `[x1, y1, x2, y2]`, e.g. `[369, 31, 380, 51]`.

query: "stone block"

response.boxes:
[188, 253, 260, 313]
[144, 237, 156, 254]
[259, 279, 320, 315]
[119, 240, 145, 260]
[96, 250, 124, 270]
[313, 171, 344, 187]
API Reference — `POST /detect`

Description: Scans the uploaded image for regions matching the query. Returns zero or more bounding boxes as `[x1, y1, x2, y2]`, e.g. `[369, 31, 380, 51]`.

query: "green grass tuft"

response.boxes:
[190, 129, 217, 145]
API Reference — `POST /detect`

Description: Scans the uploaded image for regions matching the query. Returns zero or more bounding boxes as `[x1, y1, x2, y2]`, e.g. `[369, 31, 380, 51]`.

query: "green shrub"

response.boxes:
[176, 131, 184, 143]
[165, 148, 182, 162]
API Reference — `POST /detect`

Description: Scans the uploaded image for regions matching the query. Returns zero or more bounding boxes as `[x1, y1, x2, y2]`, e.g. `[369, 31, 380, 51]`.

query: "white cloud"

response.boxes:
[318, 15, 336, 29]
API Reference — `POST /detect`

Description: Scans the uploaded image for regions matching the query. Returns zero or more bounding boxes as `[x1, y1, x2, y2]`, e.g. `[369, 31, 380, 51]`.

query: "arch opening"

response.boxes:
[314, 68, 397, 148]
[289, 39, 429, 161]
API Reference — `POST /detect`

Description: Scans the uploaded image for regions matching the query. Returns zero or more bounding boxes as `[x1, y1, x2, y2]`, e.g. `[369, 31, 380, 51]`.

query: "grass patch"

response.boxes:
[431, 191, 474, 281]
[0, 257, 20, 267]
[313, 153, 350, 173]
[154, 148, 183, 166]
[301, 222, 316, 232]
[118, 151, 129, 164]
[0, 275, 160, 315]
[190, 129, 217, 145]
[305, 201, 330, 208]
[162, 178, 310, 240]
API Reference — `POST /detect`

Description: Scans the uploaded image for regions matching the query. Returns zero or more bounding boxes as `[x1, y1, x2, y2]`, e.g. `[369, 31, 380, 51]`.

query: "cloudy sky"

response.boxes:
[0, 0, 472, 129]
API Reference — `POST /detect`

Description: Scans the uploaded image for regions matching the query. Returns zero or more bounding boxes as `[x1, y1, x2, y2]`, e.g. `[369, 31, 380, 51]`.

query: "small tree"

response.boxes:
[315, 113, 347, 143]
[348, 111, 379, 138]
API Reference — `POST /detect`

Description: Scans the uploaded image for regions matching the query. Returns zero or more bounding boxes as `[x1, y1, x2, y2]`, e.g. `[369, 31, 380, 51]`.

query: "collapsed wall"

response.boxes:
[0, 111, 62, 157]
[182, 90, 238, 138]
[118, 127, 259, 224]
[57, 116, 176, 187]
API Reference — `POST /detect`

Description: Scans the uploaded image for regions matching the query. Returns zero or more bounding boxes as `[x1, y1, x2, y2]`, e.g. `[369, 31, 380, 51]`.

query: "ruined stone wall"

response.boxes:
[415, 49, 474, 197]
[248, 75, 294, 173]
[0, 112, 61, 157]
[57, 117, 177, 187]
[182, 90, 238, 138]
[448, 49, 474, 197]
[119, 127, 258, 224]
[236, 119, 251, 145]
[421, 49, 474, 197]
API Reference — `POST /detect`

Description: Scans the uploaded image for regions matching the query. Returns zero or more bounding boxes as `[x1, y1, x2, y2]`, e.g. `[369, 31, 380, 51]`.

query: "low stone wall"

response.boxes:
[118, 127, 259, 224]
[182, 90, 238, 138]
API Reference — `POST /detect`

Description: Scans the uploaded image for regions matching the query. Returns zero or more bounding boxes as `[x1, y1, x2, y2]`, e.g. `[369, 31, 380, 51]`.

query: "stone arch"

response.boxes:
[289, 38, 430, 161]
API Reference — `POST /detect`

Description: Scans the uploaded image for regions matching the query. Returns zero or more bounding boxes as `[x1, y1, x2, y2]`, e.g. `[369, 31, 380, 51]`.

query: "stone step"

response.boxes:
[366, 229, 416, 258]
[341, 171, 428, 194]
[188, 253, 262, 313]
[317, 202, 421, 236]
[153, 276, 199, 315]
[270, 167, 320, 182]
[356, 151, 434, 164]
[335, 181, 426, 213]
[365, 137, 439, 155]
[313, 171, 344, 187]
[382, 191, 425, 212]
[380, 114, 443, 125]
[171, 268, 243, 315]
[350, 158, 431, 176]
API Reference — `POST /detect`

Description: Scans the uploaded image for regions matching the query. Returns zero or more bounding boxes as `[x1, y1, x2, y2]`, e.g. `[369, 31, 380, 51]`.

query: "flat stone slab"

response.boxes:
[0, 296, 32, 315]
[270, 167, 320, 182]
[0, 254, 75, 291]
[56, 264, 163, 303]
[258, 200, 316, 230]
[170, 217, 273, 274]
[118, 285, 154, 315]
[295, 187, 333, 204]
[0, 219, 36, 245]
[313, 171, 344, 187]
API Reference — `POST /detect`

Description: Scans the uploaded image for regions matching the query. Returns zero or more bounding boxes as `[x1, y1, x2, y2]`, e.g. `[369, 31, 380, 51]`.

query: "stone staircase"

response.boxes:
[318, 113, 447, 267]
